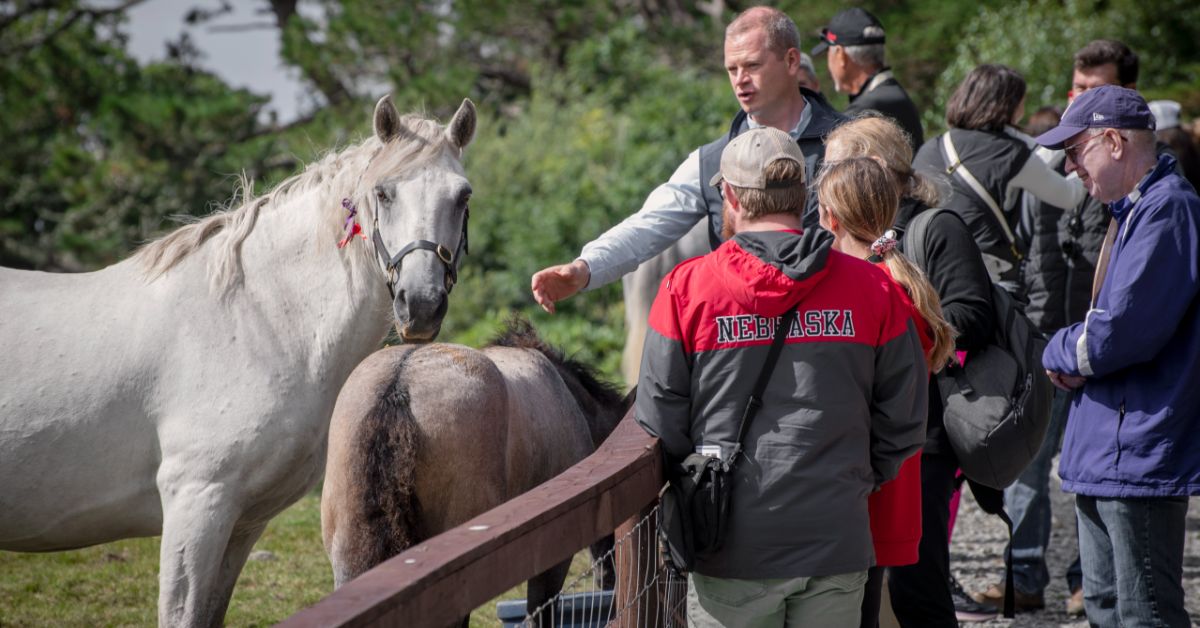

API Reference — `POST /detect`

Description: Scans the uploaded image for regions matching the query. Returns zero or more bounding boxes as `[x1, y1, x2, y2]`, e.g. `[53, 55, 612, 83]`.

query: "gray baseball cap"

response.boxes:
[709, 127, 806, 190]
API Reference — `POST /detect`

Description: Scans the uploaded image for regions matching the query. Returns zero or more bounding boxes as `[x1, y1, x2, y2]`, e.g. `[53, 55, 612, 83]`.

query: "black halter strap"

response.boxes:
[371, 207, 469, 299]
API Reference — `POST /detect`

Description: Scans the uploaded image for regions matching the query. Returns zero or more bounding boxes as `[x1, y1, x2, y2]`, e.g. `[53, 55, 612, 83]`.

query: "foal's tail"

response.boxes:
[329, 367, 425, 587]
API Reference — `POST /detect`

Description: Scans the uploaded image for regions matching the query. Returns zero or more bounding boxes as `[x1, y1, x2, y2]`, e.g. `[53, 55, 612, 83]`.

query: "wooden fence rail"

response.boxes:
[279, 408, 663, 627]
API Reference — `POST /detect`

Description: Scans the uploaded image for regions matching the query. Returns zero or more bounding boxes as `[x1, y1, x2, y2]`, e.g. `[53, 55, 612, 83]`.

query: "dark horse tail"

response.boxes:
[352, 351, 426, 574]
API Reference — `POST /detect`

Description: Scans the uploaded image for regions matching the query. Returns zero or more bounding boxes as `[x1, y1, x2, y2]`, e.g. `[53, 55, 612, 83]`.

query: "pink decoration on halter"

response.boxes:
[337, 198, 367, 248]
[871, 230, 898, 258]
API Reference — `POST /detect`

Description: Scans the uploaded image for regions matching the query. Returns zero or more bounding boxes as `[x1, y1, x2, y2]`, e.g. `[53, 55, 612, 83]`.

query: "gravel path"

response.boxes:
[948, 458, 1199, 627]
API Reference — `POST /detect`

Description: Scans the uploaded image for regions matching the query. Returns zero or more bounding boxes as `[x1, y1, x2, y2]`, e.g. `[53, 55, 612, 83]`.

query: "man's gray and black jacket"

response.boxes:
[578, 89, 846, 290]
[635, 230, 927, 579]
[697, 88, 846, 246]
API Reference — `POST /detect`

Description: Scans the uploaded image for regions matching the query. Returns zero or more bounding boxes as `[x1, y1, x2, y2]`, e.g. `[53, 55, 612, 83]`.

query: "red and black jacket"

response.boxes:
[635, 230, 928, 579]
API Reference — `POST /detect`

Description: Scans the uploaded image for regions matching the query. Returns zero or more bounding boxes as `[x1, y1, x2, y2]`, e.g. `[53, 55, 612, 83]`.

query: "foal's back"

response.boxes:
[322, 341, 593, 586]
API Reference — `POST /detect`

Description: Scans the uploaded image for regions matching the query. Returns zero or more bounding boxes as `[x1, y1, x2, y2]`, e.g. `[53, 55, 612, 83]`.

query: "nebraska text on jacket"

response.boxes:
[715, 310, 856, 344]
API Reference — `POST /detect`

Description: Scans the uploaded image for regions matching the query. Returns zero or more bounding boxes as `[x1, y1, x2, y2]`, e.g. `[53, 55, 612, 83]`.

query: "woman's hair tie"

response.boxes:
[871, 230, 899, 257]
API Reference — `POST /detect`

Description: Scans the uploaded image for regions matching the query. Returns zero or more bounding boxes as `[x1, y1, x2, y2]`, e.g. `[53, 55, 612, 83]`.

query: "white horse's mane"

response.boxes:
[133, 113, 453, 292]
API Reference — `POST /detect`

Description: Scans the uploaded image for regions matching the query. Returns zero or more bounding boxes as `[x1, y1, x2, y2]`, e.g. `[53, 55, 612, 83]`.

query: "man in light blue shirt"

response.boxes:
[531, 6, 845, 312]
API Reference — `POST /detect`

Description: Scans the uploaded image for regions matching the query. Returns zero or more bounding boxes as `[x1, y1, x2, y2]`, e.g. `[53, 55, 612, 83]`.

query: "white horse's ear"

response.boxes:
[374, 94, 402, 143]
[445, 98, 476, 151]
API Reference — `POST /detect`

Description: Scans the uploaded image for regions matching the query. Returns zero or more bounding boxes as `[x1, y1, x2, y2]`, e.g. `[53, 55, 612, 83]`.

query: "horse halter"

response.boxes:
[370, 206, 469, 299]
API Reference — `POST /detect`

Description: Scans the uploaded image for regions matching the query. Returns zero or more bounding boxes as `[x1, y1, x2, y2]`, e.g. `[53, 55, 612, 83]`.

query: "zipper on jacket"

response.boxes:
[1114, 401, 1126, 471]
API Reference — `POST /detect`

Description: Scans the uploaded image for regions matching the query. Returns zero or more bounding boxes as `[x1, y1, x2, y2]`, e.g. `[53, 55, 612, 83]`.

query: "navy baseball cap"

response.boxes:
[811, 8, 885, 56]
[1035, 85, 1156, 149]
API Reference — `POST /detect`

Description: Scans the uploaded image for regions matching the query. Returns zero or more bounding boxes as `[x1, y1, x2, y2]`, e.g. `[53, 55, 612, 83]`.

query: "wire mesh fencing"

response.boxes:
[501, 503, 687, 627]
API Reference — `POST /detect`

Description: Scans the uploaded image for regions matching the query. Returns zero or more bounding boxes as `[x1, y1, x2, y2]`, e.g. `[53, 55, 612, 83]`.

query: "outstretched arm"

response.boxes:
[529, 150, 709, 312]
[531, 259, 590, 314]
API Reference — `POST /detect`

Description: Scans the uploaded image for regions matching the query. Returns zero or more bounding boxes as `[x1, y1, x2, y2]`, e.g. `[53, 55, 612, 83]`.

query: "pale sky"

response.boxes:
[124, 0, 310, 123]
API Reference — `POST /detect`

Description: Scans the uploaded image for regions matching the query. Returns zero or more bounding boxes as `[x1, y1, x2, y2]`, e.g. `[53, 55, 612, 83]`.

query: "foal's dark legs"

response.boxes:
[526, 558, 572, 628]
[590, 534, 617, 590]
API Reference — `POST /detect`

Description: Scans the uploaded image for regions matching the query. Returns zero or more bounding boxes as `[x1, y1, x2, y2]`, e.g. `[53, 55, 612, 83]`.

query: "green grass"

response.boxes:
[0, 494, 589, 627]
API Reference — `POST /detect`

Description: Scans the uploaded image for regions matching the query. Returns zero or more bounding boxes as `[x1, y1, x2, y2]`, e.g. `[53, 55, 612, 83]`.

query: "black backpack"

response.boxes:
[902, 208, 1055, 618]
[901, 208, 1054, 490]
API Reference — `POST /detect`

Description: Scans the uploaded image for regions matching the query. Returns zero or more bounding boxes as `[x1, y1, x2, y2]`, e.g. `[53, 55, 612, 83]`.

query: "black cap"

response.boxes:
[811, 8, 885, 56]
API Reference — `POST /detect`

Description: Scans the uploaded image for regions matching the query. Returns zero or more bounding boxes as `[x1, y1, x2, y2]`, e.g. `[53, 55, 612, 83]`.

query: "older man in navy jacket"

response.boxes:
[1036, 85, 1200, 628]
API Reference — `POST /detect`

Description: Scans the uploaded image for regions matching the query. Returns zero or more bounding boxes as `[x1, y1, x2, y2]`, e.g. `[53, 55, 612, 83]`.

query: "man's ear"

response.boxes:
[785, 48, 802, 74]
[1108, 129, 1126, 160]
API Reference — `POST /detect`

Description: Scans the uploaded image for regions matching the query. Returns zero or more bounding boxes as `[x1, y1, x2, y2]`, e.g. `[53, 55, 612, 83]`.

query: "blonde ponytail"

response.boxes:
[818, 157, 957, 371]
[882, 249, 957, 372]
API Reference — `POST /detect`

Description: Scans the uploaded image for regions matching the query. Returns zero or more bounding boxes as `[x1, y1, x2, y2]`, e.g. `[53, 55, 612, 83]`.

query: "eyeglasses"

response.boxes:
[1063, 130, 1126, 164]
[1062, 133, 1104, 163]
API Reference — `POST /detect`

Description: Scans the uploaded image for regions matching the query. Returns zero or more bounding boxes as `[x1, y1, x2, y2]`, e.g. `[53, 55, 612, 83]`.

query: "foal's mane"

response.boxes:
[132, 113, 454, 292]
[488, 316, 628, 445]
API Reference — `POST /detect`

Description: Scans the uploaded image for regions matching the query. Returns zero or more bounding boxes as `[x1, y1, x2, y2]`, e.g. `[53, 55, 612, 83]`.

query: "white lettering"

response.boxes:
[713, 310, 858, 344]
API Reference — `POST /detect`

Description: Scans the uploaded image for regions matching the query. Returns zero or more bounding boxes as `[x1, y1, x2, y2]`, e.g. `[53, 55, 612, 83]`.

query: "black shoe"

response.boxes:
[950, 576, 999, 622]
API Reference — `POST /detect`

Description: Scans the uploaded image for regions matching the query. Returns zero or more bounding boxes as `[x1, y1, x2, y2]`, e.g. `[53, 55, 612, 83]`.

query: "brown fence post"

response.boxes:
[611, 500, 656, 627]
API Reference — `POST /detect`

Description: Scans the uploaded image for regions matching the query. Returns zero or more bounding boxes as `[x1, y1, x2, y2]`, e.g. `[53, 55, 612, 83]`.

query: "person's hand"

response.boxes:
[531, 259, 590, 314]
[1046, 369, 1086, 391]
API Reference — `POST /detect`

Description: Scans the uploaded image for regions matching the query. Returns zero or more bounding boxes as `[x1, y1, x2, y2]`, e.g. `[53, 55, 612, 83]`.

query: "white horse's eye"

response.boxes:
[375, 187, 391, 204]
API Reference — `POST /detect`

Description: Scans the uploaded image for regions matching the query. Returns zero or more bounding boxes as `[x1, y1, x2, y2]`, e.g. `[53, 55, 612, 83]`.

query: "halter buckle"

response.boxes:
[436, 244, 454, 265]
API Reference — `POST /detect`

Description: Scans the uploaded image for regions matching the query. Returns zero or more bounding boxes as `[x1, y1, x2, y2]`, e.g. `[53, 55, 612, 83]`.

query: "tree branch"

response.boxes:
[0, 0, 147, 55]
[478, 65, 531, 93]
[0, 0, 62, 34]
[207, 21, 276, 33]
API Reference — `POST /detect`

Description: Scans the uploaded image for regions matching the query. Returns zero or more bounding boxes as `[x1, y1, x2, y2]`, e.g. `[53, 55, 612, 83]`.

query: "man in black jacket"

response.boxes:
[811, 8, 923, 149]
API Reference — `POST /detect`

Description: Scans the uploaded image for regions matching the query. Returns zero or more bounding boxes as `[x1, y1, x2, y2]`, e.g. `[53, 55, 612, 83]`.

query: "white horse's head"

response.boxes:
[365, 95, 475, 343]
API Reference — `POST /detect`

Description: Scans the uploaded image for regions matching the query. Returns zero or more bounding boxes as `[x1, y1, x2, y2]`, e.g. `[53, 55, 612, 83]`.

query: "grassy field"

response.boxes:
[0, 493, 542, 627]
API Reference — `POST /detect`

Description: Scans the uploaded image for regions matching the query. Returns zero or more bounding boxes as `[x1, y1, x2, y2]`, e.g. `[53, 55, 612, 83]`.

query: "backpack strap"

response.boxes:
[964, 478, 1017, 619]
[941, 133, 1023, 261]
[899, 206, 947, 272]
[727, 304, 800, 466]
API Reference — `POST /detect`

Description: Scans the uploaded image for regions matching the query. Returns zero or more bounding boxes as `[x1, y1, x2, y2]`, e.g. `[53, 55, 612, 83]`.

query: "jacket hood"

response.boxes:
[712, 229, 834, 316]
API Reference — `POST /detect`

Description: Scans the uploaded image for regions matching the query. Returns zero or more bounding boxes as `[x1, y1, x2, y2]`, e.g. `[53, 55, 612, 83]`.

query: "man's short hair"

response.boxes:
[1074, 39, 1139, 86]
[731, 158, 807, 220]
[799, 52, 817, 77]
[727, 7, 801, 58]
[840, 36, 888, 70]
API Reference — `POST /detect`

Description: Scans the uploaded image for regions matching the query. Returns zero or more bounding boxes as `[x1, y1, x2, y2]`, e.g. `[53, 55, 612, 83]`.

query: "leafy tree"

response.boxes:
[0, 0, 285, 270]
[927, 0, 1200, 133]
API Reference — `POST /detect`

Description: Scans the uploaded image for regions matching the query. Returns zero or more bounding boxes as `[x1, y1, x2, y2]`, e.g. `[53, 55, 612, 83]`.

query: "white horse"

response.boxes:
[0, 94, 476, 627]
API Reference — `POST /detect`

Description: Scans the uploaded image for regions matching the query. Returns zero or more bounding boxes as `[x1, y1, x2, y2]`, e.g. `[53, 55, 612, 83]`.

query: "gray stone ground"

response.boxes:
[948, 458, 1199, 627]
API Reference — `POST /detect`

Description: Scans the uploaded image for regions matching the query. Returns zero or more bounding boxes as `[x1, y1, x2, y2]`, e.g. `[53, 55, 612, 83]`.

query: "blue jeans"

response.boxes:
[1075, 495, 1190, 627]
[1003, 387, 1082, 594]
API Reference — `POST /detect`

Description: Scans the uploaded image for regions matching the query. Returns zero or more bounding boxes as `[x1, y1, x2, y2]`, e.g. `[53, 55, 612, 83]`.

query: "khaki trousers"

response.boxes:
[687, 570, 868, 627]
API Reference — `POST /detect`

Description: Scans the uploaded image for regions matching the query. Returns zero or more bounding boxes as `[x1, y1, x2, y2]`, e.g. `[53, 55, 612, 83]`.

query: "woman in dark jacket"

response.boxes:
[914, 64, 1085, 295]
[825, 115, 996, 628]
